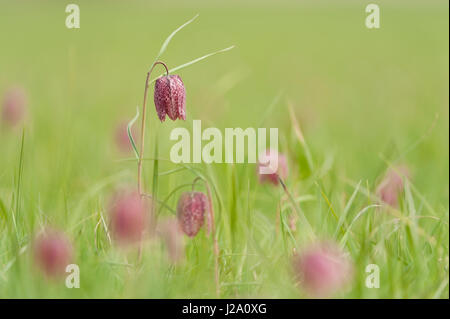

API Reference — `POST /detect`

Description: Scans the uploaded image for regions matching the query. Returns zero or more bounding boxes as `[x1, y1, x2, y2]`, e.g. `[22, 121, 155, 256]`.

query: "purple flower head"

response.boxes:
[376, 165, 409, 207]
[177, 191, 209, 237]
[2, 87, 27, 126]
[293, 242, 353, 297]
[33, 228, 73, 278]
[154, 75, 186, 122]
[257, 149, 288, 185]
[158, 218, 185, 263]
[109, 191, 149, 244]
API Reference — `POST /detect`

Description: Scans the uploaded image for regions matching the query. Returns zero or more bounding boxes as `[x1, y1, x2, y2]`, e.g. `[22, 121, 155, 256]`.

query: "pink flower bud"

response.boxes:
[157, 218, 185, 263]
[293, 242, 353, 297]
[177, 191, 209, 237]
[257, 149, 288, 185]
[114, 121, 137, 154]
[154, 75, 186, 122]
[2, 87, 27, 126]
[376, 166, 409, 207]
[109, 191, 149, 244]
[33, 229, 72, 278]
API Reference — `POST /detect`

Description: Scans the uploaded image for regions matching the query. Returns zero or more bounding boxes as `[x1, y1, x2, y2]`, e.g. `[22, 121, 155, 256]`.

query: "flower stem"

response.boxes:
[138, 61, 169, 195]
[136, 61, 168, 263]
[278, 175, 315, 241]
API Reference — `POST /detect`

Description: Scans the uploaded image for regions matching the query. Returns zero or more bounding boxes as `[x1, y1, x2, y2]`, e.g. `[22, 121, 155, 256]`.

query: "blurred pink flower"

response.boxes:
[2, 87, 27, 126]
[177, 191, 209, 237]
[257, 149, 288, 185]
[33, 228, 72, 278]
[158, 218, 185, 263]
[293, 242, 353, 297]
[154, 75, 186, 122]
[376, 166, 409, 207]
[109, 191, 149, 244]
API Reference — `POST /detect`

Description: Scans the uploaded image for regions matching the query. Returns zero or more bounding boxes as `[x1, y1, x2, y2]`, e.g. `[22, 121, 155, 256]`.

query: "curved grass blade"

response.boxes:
[157, 183, 193, 216]
[279, 177, 315, 241]
[127, 106, 140, 159]
[158, 167, 187, 177]
[316, 182, 338, 222]
[150, 46, 236, 83]
[288, 101, 315, 172]
[12, 129, 25, 245]
[154, 14, 199, 64]
[334, 180, 361, 238]
[169, 46, 235, 74]
[340, 204, 380, 246]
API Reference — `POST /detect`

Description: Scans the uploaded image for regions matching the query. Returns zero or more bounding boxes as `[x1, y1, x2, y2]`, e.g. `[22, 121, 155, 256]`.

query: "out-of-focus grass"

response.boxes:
[0, 0, 448, 298]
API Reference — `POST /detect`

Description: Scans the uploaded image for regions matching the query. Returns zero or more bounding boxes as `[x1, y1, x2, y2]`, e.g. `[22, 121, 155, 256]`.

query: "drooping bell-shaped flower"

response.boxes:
[376, 165, 409, 207]
[2, 86, 27, 126]
[109, 191, 149, 244]
[33, 228, 73, 278]
[177, 191, 209, 237]
[154, 75, 186, 122]
[292, 242, 353, 297]
[257, 149, 288, 185]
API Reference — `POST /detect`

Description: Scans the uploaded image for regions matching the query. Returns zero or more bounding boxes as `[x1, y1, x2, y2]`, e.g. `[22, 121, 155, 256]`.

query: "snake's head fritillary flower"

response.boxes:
[376, 165, 409, 207]
[257, 149, 288, 185]
[177, 191, 209, 237]
[33, 229, 72, 278]
[158, 218, 185, 263]
[154, 75, 186, 122]
[2, 87, 27, 127]
[293, 242, 353, 298]
[109, 191, 149, 244]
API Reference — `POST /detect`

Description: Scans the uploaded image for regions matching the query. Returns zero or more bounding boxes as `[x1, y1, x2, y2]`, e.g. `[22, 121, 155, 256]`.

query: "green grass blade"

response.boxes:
[0, 197, 8, 222]
[157, 183, 192, 216]
[154, 13, 199, 63]
[340, 204, 380, 246]
[150, 46, 235, 83]
[169, 46, 235, 74]
[316, 182, 338, 222]
[334, 180, 361, 238]
[12, 129, 25, 244]
[127, 106, 140, 159]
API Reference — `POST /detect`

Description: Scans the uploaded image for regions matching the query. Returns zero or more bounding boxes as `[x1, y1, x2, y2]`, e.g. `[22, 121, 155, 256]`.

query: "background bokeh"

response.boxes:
[0, 0, 448, 298]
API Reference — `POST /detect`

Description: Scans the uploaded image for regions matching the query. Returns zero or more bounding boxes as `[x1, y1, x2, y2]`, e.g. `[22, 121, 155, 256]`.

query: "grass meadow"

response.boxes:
[0, 0, 448, 298]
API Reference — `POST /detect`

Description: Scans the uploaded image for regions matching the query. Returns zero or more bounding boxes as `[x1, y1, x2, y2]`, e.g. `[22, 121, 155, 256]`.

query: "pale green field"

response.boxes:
[0, 0, 448, 298]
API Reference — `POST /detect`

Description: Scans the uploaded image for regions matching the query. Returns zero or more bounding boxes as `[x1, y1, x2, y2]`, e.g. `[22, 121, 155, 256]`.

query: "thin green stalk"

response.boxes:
[137, 61, 168, 195]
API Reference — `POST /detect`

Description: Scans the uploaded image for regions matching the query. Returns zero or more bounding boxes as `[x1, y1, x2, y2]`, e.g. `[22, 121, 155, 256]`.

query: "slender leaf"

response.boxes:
[127, 106, 140, 159]
[334, 180, 361, 238]
[154, 14, 199, 63]
[150, 46, 235, 83]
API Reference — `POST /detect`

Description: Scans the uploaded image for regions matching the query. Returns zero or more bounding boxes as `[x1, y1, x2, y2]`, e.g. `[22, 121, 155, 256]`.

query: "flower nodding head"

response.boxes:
[376, 165, 409, 207]
[154, 75, 186, 122]
[257, 149, 288, 186]
[33, 229, 72, 278]
[109, 191, 149, 244]
[293, 242, 353, 297]
[177, 191, 208, 237]
[2, 86, 27, 127]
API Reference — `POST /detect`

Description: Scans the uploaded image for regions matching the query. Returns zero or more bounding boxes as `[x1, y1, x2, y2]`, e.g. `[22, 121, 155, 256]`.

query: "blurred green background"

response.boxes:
[0, 0, 448, 298]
